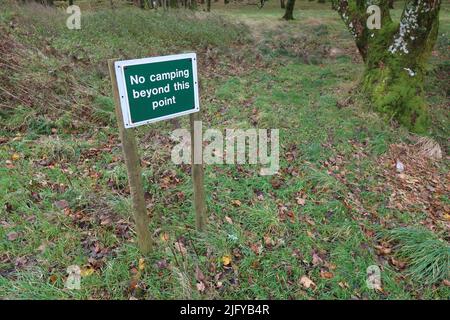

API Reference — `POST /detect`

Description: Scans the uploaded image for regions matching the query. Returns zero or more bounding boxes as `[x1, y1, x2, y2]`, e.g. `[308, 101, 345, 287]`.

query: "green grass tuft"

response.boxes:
[383, 227, 449, 285]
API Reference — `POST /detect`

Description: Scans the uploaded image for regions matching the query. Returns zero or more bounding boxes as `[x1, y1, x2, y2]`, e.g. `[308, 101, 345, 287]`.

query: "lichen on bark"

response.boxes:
[332, 0, 441, 133]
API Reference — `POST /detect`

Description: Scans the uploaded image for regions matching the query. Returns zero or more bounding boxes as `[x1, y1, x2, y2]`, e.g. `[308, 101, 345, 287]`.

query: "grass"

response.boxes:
[382, 228, 449, 286]
[0, 0, 449, 299]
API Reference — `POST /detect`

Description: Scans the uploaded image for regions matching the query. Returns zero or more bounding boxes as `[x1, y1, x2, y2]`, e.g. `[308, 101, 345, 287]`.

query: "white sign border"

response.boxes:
[114, 52, 200, 129]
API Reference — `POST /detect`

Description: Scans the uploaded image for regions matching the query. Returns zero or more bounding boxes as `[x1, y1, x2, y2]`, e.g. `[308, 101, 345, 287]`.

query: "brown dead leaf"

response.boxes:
[299, 275, 316, 289]
[155, 259, 168, 270]
[7, 231, 19, 241]
[196, 282, 206, 292]
[390, 257, 406, 270]
[375, 245, 392, 256]
[250, 242, 263, 255]
[160, 232, 170, 242]
[195, 266, 205, 282]
[174, 240, 187, 256]
[320, 270, 334, 279]
[231, 200, 242, 207]
[225, 216, 233, 224]
[49, 274, 58, 284]
[312, 252, 323, 266]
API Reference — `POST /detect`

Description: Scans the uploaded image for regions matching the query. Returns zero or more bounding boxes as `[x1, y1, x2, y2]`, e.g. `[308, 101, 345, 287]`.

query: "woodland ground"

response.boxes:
[0, 1, 449, 299]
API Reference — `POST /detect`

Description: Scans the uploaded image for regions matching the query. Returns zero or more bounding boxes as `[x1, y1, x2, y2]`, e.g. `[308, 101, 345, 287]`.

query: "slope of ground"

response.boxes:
[0, 1, 449, 299]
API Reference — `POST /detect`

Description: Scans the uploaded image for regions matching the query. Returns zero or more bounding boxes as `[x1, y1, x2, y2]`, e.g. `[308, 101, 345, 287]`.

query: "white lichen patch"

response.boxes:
[340, 11, 358, 38]
[404, 67, 416, 77]
[388, 3, 419, 54]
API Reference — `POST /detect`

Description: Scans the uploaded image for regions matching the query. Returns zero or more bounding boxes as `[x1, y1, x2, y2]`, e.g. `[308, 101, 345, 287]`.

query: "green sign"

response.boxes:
[114, 53, 199, 128]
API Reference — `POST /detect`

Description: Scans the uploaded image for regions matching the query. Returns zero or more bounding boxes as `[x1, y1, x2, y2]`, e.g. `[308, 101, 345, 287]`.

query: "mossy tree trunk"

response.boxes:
[282, 0, 296, 20]
[332, 0, 441, 133]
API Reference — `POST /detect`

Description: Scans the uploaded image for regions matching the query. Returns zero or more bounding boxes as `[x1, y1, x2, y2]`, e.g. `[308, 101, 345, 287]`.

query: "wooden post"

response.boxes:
[108, 59, 153, 254]
[190, 111, 206, 231]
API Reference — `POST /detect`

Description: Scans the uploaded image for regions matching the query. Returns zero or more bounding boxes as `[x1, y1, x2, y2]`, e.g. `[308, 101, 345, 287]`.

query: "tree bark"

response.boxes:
[207, 0, 211, 11]
[31, 0, 54, 5]
[332, 0, 441, 133]
[282, 0, 296, 20]
[280, 0, 285, 9]
[133, 0, 144, 8]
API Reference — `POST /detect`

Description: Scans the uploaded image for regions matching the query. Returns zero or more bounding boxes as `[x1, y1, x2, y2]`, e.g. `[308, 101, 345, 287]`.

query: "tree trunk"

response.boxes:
[280, 0, 285, 9]
[282, 0, 295, 20]
[388, 0, 394, 9]
[207, 0, 211, 11]
[32, 0, 54, 5]
[332, 0, 441, 133]
[133, 0, 144, 8]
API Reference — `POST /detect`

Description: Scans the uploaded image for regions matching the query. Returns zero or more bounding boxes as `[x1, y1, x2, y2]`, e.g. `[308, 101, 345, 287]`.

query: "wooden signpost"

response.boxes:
[108, 53, 205, 254]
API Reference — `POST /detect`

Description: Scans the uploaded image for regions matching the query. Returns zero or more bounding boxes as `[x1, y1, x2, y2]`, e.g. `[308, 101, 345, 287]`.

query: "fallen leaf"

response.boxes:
[232, 200, 241, 207]
[11, 153, 20, 161]
[225, 216, 233, 224]
[222, 255, 232, 266]
[195, 266, 205, 282]
[320, 270, 334, 279]
[390, 257, 406, 270]
[174, 240, 187, 256]
[299, 275, 316, 289]
[160, 232, 170, 242]
[312, 252, 323, 266]
[263, 235, 274, 247]
[155, 259, 168, 270]
[296, 197, 306, 206]
[80, 266, 95, 277]
[196, 282, 206, 292]
[5, 160, 14, 169]
[375, 245, 391, 256]
[7, 231, 19, 241]
[138, 258, 145, 271]
[250, 242, 263, 255]
[49, 274, 58, 284]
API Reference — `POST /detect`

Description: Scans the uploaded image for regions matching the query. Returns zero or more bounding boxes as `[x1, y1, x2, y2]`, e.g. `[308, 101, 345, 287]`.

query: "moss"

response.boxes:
[363, 64, 429, 133]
